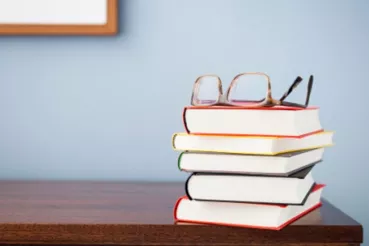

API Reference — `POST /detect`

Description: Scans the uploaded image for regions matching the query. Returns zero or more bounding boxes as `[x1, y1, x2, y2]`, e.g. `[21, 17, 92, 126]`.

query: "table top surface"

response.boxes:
[0, 181, 363, 245]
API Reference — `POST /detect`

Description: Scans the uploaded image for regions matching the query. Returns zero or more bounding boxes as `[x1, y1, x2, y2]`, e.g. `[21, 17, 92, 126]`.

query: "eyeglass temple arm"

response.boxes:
[279, 76, 303, 102]
[304, 75, 314, 106]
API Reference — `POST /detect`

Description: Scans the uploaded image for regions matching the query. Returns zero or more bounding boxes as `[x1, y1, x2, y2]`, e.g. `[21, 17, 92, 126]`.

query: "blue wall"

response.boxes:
[0, 0, 368, 242]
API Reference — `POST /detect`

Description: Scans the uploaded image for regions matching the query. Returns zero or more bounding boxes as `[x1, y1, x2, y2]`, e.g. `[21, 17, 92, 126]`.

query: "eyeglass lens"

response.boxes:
[195, 76, 220, 105]
[227, 74, 268, 105]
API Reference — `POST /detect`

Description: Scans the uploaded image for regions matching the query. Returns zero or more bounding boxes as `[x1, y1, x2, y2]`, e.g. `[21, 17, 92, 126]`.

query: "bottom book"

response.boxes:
[174, 183, 325, 230]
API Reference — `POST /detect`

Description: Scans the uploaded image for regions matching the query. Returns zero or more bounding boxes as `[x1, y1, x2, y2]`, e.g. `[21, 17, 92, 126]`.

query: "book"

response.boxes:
[185, 165, 315, 205]
[175, 206, 323, 225]
[182, 106, 322, 137]
[178, 148, 324, 176]
[174, 184, 324, 230]
[172, 131, 333, 155]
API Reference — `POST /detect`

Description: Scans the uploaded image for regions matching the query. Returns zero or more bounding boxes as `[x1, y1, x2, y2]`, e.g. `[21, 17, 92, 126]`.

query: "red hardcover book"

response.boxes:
[182, 105, 323, 138]
[174, 184, 325, 230]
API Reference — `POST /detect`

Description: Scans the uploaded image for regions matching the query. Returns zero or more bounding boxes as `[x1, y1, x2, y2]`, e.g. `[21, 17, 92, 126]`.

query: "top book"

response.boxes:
[182, 105, 322, 138]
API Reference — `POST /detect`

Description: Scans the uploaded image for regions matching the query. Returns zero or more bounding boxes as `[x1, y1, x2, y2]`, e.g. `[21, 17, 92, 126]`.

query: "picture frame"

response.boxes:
[0, 0, 118, 36]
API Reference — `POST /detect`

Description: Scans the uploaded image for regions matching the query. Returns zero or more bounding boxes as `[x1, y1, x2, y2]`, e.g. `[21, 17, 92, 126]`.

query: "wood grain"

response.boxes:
[0, 0, 118, 35]
[0, 181, 363, 245]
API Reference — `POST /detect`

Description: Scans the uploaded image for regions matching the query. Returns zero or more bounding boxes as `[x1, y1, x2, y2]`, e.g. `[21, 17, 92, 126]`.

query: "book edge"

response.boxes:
[173, 143, 334, 156]
[174, 201, 323, 230]
[173, 130, 332, 139]
[184, 105, 319, 111]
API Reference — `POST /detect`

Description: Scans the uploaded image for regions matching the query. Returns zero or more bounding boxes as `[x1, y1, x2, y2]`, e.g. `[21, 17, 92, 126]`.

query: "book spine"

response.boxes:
[171, 133, 178, 150]
[182, 107, 190, 133]
[184, 173, 194, 200]
[177, 152, 185, 171]
[173, 196, 187, 221]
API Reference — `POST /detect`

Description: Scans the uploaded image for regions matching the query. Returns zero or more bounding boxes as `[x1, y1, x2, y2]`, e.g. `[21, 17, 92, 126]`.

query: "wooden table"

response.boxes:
[0, 181, 363, 245]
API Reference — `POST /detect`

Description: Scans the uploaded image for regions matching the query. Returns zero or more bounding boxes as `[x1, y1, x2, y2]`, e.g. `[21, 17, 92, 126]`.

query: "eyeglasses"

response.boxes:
[190, 72, 314, 108]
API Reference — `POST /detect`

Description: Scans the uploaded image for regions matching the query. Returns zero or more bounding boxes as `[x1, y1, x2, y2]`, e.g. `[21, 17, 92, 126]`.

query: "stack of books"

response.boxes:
[172, 105, 334, 230]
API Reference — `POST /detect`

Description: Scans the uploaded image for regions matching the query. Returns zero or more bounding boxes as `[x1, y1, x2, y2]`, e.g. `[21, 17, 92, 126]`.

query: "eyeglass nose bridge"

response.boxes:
[217, 94, 229, 104]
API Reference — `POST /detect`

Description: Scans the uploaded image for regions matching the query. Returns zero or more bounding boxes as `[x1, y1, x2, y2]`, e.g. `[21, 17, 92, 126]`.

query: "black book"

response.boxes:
[185, 165, 316, 205]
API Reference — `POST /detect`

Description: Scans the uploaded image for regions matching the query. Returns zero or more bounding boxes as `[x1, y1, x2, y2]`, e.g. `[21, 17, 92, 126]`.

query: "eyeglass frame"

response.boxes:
[190, 72, 313, 108]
